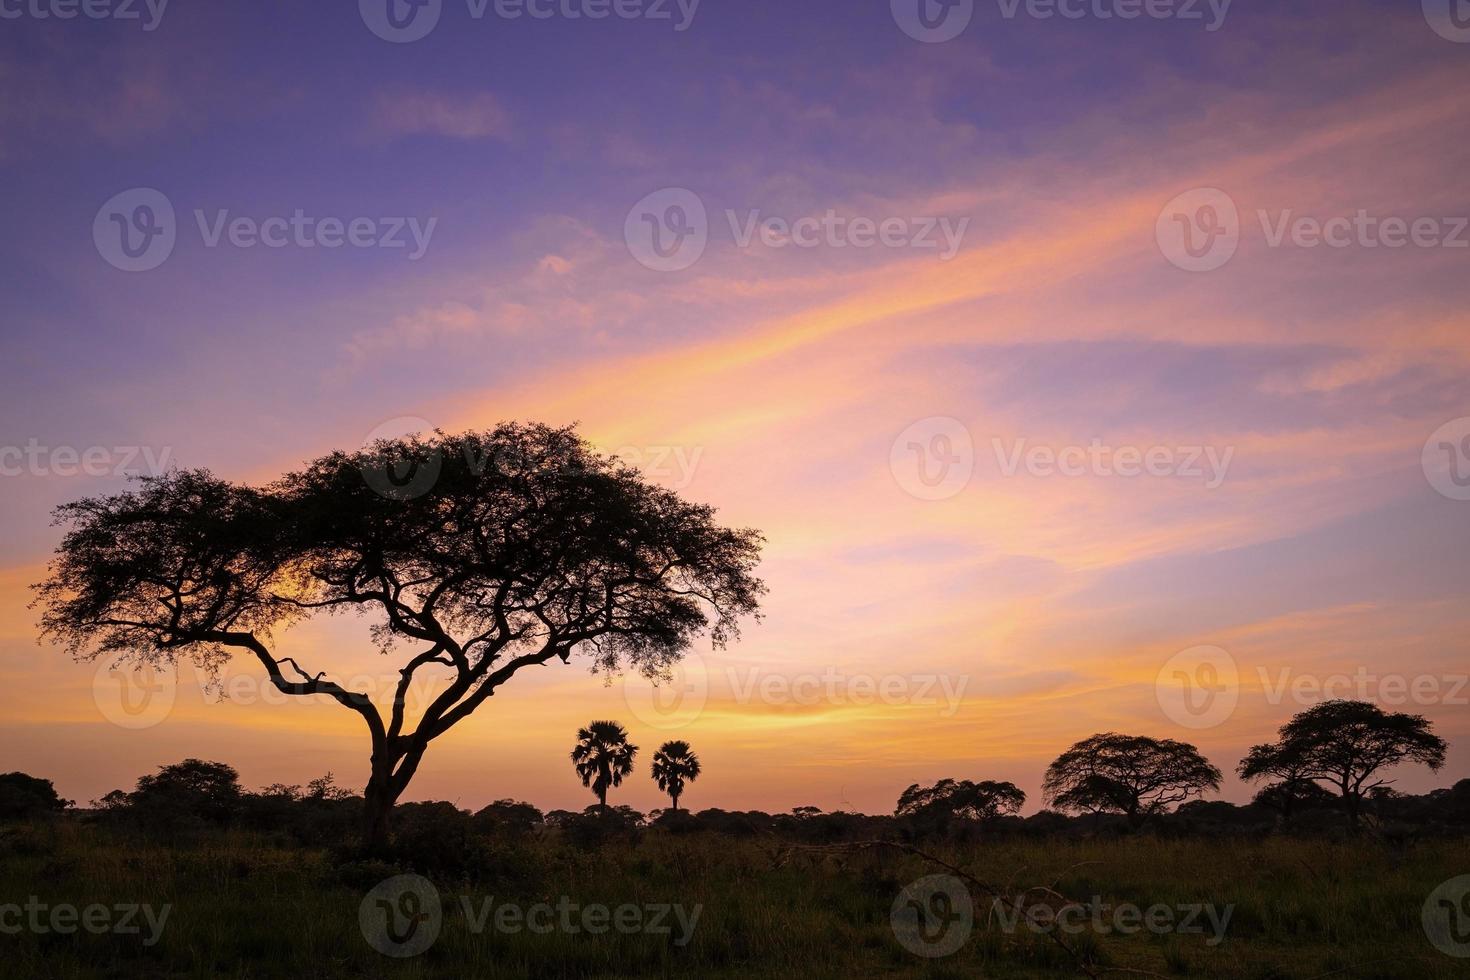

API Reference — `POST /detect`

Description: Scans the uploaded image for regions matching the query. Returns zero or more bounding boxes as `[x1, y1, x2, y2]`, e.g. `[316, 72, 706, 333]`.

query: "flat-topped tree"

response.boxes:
[35, 423, 765, 850]
[1242, 700, 1446, 832]
[1043, 733, 1221, 828]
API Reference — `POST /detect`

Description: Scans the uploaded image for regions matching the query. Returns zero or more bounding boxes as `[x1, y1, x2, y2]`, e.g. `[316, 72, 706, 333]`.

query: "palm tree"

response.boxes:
[570, 720, 638, 812]
[650, 740, 701, 812]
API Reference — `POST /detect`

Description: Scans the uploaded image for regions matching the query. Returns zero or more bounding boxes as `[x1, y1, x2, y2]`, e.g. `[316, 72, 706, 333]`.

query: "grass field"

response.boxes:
[2, 820, 1466, 979]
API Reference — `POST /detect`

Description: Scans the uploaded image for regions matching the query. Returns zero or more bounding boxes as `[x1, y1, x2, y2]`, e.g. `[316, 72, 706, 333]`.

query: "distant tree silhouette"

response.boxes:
[571, 720, 638, 811]
[1241, 700, 1446, 832]
[1237, 741, 1327, 823]
[1249, 777, 1337, 820]
[126, 759, 244, 826]
[471, 799, 543, 837]
[35, 424, 764, 851]
[894, 778, 1025, 826]
[1043, 733, 1221, 828]
[650, 740, 701, 811]
[0, 772, 71, 820]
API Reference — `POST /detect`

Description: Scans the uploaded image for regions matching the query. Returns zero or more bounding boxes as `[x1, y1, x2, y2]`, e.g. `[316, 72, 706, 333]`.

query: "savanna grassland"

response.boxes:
[2, 818, 1465, 980]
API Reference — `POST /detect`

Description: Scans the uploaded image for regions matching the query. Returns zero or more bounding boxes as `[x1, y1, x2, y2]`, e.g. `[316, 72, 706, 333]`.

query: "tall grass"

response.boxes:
[1, 821, 1465, 978]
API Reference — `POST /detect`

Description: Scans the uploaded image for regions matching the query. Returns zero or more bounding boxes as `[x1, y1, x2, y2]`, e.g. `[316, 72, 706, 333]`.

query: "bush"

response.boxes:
[0, 773, 71, 820]
[471, 799, 543, 838]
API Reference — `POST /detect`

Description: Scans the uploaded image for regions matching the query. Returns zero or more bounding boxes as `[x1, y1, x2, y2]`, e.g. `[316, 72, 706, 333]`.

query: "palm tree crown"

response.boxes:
[570, 720, 638, 810]
[650, 740, 702, 811]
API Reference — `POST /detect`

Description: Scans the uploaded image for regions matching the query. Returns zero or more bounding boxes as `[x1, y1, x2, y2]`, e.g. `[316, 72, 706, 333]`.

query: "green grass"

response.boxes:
[1, 822, 1466, 978]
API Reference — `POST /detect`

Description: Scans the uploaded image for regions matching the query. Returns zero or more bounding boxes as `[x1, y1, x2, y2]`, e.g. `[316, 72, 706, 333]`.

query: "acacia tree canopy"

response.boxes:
[1042, 733, 1221, 826]
[35, 423, 765, 848]
[1241, 700, 1446, 829]
[894, 778, 1026, 823]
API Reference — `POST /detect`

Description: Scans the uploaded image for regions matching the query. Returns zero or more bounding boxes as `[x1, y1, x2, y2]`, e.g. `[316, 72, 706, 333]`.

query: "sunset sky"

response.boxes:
[2, 1, 1469, 816]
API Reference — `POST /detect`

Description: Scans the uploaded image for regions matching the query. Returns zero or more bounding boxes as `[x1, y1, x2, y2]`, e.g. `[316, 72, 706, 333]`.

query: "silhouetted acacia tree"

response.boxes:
[1042, 733, 1221, 828]
[571, 720, 638, 811]
[894, 778, 1025, 825]
[35, 424, 764, 851]
[1241, 700, 1446, 832]
[650, 740, 701, 811]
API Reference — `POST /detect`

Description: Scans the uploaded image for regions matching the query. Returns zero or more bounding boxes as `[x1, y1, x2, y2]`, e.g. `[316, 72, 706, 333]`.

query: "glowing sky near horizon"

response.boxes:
[2, 1, 1469, 816]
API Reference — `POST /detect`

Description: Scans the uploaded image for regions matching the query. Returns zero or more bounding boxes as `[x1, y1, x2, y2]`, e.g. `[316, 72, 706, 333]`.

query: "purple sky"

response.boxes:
[2, 0, 1469, 815]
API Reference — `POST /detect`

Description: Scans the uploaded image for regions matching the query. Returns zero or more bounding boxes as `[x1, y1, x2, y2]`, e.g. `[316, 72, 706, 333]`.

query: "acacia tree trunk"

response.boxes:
[1343, 785, 1363, 834]
[361, 741, 427, 852]
[363, 762, 399, 852]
